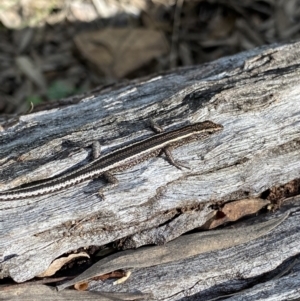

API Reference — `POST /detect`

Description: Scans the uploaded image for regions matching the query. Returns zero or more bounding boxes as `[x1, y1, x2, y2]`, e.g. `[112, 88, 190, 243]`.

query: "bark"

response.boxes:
[0, 41, 300, 300]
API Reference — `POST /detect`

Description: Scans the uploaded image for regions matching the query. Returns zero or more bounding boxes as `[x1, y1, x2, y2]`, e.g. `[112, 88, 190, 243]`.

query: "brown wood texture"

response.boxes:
[0, 40, 300, 300]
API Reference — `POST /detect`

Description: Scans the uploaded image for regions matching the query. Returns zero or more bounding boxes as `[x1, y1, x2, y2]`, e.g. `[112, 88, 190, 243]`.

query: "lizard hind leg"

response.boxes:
[149, 119, 190, 170]
[97, 171, 119, 198]
[163, 147, 190, 170]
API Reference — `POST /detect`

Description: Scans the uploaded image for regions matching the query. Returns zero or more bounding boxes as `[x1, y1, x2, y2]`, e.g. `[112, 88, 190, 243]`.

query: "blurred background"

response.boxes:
[0, 0, 299, 114]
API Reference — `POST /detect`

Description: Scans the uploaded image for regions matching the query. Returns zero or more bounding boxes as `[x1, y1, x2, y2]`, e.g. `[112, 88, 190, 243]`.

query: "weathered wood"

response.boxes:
[87, 205, 300, 301]
[56, 213, 289, 291]
[0, 40, 300, 300]
[0, 284, 149, 300]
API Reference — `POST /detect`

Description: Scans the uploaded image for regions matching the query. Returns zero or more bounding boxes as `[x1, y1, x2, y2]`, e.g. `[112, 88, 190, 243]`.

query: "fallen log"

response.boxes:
[0, 40, 300, 300]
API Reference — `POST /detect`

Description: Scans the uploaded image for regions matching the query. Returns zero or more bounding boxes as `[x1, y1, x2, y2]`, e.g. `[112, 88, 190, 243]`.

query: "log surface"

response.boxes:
[0, 41, 300, 300]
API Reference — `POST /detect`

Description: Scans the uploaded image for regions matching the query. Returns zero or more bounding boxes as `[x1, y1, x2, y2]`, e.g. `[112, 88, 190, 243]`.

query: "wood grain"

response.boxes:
[0, 40, 300, 300]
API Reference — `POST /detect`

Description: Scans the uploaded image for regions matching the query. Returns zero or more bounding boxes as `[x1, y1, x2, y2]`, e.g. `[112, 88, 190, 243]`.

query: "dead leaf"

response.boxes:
[37, 252, 89, 277]
[15, 56, 46, 91]
[69, 2, 97, 22]
[73, 270, 126, 291]
[0, 9, 22, 29]
[74, 282, 89, 291]
[93, 270, 126, 282]
[74, 28, 169, 78]
[207, 198, 270, 229]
